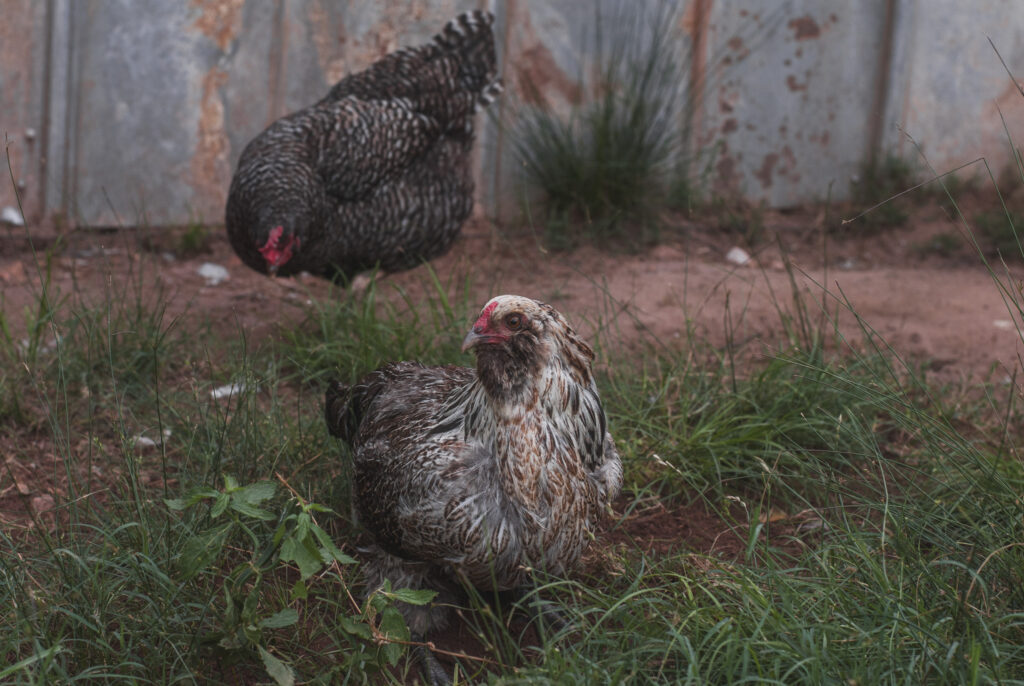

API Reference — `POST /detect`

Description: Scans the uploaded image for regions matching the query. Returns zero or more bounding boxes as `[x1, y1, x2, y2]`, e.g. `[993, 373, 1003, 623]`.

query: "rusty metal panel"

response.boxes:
[884, 0, 1024, 180]
[0, 0, 47, 224]
[6, 0, 1024, 227]
[54, 0, 218, 226]
[52, 0, 489, 227]
[486, 0, 596, 219]
[695, 1, 892, 206]
[484, 0, 683, 218]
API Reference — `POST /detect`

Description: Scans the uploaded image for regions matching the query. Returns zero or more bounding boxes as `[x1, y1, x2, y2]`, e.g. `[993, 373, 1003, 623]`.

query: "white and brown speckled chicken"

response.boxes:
[325, 295, 622, 683]
[226, 12, 500, 282]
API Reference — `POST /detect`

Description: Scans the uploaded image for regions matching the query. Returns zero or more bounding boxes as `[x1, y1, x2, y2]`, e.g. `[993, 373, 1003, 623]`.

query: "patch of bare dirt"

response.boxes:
[3, 196, 1022, 385]
[3, 202, 1021, 535]
[602, 494, 745, 559]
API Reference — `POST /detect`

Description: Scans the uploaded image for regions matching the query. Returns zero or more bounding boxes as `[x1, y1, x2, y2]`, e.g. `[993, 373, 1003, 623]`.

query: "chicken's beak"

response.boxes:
[461, 328, 485, 353]
[268, 264, 279, 277]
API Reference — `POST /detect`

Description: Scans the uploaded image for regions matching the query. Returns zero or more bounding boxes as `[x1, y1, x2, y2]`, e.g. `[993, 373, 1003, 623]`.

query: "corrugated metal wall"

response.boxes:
[1, 0, 1022, 227]
[0, 0, 48, 223]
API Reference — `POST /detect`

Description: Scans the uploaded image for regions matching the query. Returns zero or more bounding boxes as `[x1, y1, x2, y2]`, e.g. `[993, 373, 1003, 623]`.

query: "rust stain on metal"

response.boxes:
[0, 4, 32, 91]
[514, 44, 581, 106]
[727, 34, 750, 62]
[191, 67, 232, 217]
[307, 0, 347, 86]
[681, 0, 711, 162]
[780, 145, 799, 184]
[718, 83, 741, 114]
[0, 0, 38, 216]
[508, 6, 581, 108]
[809, 130, 830, 147]
[755, 144, 800, 190]
[355, 8, 408, 63]
[307, 1, 438, 88]
[190, 0, 245, 52]
[681, 0, 712, 89]
[755, 153, 778, 189]
[266, 0, 286, 124]
[788, 16, 821, 40]
[715, 143, 739, 193]
[786, 74, 808, 92]
[680, 0, 713, 38]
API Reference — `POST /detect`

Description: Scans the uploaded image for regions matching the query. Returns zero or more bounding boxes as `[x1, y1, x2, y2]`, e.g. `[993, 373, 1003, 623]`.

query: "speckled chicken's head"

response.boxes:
[462, 295, 595, 399]
[257, 225, 300, 275]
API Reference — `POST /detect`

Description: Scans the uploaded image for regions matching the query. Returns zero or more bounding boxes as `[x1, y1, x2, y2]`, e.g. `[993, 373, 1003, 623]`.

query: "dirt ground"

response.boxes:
[5, 200, 1023, 537]
[3, 200, 1023, 678]
[3, 199, 1022, 384]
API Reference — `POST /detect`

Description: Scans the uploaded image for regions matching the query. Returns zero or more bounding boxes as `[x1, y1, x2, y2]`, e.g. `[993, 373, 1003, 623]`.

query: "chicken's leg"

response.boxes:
[411, 632, 452, 686]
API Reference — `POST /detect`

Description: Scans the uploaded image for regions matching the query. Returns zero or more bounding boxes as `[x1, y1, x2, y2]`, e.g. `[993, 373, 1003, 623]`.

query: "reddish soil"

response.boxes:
[5, 198, 1021, 386]
[3, 199, 1021, 680]
[4, 200, 1015, 532]
[4, 200, 1018, 506]
[3, 200, 1023, 524]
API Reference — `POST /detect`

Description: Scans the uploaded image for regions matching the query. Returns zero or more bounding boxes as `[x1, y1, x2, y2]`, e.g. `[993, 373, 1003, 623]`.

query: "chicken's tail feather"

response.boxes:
[434, 10, 499, 100]
[475, 79, 503, 112]
[433, 10, 494, 51]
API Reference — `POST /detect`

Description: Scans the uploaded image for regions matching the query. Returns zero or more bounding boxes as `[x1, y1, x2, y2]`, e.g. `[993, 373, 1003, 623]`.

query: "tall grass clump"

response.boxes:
[974, 203, 1024, 260]
[510, 1, 687, 245]
[277, 268, 476, 385]
[849, 152, 918, 229]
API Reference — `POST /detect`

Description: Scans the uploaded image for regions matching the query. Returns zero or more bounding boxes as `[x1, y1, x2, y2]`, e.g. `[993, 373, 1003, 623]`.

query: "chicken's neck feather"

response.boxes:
[435, 360, 604, 513]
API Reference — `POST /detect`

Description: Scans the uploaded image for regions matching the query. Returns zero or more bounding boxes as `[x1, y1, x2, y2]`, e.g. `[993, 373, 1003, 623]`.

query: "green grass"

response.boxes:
[2, 232, 1022, 684]
[4, 151, 1024, 683]
[912, 231, 963, 258]
[178, 220, 213, 257]
[848, 153, 918, 230]
[974, 206, 1024, 260]
[509, 1, 686, 247]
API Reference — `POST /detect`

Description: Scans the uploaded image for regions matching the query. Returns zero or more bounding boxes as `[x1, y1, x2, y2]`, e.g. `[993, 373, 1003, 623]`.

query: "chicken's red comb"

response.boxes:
[472, 300, 499, 331]
[258, 226, 284, 256]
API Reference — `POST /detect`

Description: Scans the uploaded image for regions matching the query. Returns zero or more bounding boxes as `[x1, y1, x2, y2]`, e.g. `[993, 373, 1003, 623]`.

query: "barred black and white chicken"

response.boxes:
[325, 295, 622, 684]
[226, 11, 500, 281]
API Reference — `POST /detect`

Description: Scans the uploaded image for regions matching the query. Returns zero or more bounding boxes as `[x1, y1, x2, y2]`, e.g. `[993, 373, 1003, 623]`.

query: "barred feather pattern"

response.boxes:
[325, 296, 622, 635]
[226, 11, 500, 281]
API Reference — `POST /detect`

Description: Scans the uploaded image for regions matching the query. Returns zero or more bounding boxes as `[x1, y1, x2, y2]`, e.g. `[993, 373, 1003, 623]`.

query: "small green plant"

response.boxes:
[849, 153, 917, 229]
[178, 220, 212, 256]
[279, 267, 473, 384]
[511, 1, 686, 245]
[166, 476, 369, 685]
[912, 230, 962, 258]
[666, 174, 699, 214]
[973, 206, 1024, 259]
[705, 195, 766, 245]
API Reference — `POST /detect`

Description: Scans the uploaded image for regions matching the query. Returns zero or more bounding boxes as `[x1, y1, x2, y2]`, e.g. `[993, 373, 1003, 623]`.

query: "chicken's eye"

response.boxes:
[504, 313, 524, 330]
